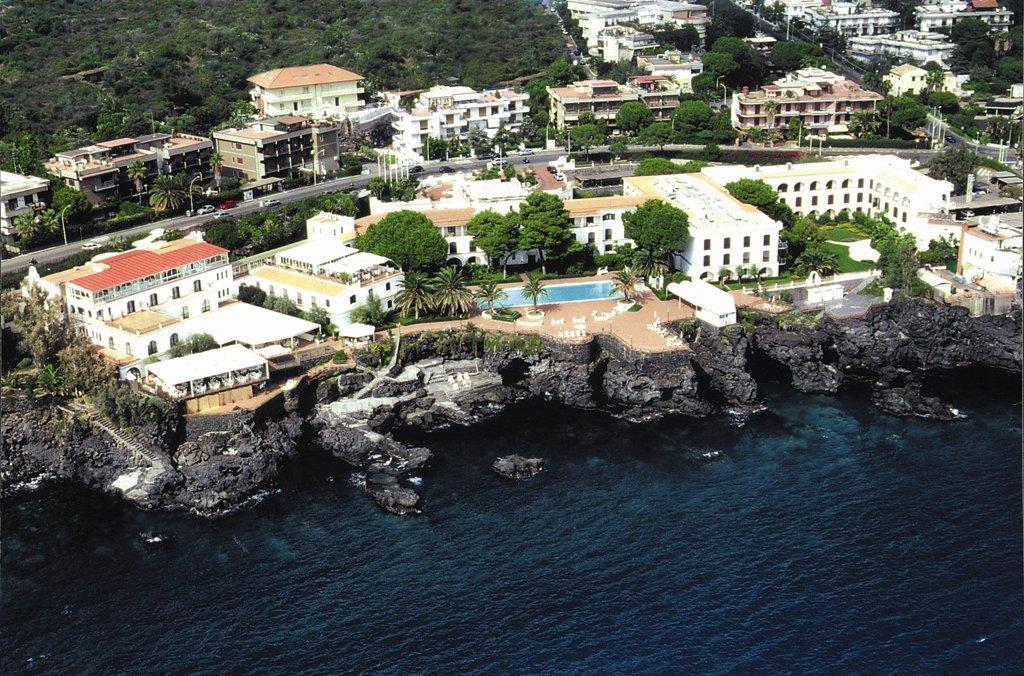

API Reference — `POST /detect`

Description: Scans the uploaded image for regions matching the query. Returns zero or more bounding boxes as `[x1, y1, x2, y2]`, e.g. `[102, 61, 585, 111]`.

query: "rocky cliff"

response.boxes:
[3, 298, 1020, 516]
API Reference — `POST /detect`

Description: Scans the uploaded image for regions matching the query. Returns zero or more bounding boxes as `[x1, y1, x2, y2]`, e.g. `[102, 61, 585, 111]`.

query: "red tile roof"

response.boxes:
[69, 241, 228, 293]
[971, 0, 998, 9]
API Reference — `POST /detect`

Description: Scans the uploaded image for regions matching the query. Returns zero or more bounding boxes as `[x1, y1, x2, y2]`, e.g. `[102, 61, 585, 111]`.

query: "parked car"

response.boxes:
[212, 211, 232, 220]
[519, 148, 534, 156]
[409, 165, 424, 174]
[476, 151, 496, 160]
[438, 166, 455, 174]
[81, 241, 103, 251]
[217, 199, 237, 210]
[195, 204, 216, 215]
[260, 198, 282, 208]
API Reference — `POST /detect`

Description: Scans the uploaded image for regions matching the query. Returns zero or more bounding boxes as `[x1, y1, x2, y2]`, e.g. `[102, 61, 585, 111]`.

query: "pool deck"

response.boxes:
[390, 274, 697, 352]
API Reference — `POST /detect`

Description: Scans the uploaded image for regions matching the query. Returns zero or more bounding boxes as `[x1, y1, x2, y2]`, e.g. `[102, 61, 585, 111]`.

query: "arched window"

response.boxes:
[809, 181, 818, 190]
[777, 183, 788, 193]
[841, 179, 851, 189]
[170, 333, 180, 346]
[825, 180, 834, 190]
[793, 182, 803, 192]
[148, 340, 158, 355]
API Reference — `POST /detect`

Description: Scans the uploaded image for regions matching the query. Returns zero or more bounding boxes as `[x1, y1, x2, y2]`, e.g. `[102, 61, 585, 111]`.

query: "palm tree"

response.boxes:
[431, 266, 474, 317]
[521, 273, 548, 312]
[350, 290, 393, 326]
[474, 279, 508, 314]
[632, 251, 669, 287]
[795, 247, 839, 276]
[850, 111, 880, 138]
[879, 95, 894, 139]
[925, 68, 944, 94]
[13, 209, 58, 246]
[610, 267, 641, 303]
[396, 272, 435, 320]
[34, 363, 65, 400]
[763, 99, 779, 144]
[717, 265, 732, 288]
[208, 150, 224, 189]
[126, 161, 147, 201]
[148, 174, 187, 213]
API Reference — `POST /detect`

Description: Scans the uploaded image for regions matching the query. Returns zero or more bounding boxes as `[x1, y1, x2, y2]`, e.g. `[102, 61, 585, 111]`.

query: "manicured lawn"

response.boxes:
[821, 225, 869, 242]
[822, 242, 876, 273]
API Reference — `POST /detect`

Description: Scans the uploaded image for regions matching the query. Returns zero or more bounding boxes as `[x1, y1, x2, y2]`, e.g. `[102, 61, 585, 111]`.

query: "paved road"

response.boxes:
[0, 151, 565, 276]
[927, 112, 1020, 167]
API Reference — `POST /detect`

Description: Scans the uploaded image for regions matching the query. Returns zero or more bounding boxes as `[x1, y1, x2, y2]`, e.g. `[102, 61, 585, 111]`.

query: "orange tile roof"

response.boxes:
[67, 241, 228, 293]
[248, 64, 363, 90]
[355, 208, 476, 234]
[563, 196, 647, 216]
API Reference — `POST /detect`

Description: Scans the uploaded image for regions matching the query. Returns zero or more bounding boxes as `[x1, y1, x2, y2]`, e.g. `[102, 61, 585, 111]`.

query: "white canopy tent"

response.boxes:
[338, 322, 376, 339]
[146, 344, 268, 399]
[189, 302, 321, 349]
[666, 280, 737, 328]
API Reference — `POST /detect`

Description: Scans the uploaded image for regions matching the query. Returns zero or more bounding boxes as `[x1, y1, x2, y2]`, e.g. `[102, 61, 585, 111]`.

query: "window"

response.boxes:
[742, 252, 750, 264]
[763, 250, 770, 262]
[703, 255, 710, 266]
[149, 293, 158, 307]
[604, 228, 612, 241]
[170, 333, 179, 346]
[385, 282, 391, 292]
[125, 343, 133, 356]
[843, 194, 850, 204]
[858, 178, 864, 188]
[193, 280, 202, 292]
[763, 234, 770, 246]
[704, 239, 711, 250]
[181, 307, 189, 319]
[778, 184, 788, 193]
[811, 196, 818, 206]
[448, 242, 457, 254]
[809, 181, 818, 190]
[602, 213, 615, 221]
[108, 337, 114, 349]
[794, 182, 802, 191]
[723, 254, 730, 265]
[723, 237, 731, 248]
[349, 295, 356, 305]
[172, 286, 180, 300]
[743, 236, 750, 248]
[826, 180, 834, 190]
[296, 292, 303, 306]
[202, 300, 210, 313]
[387, 300, 393, 309]
[148, 340, 158, 355]
[795, 197, 802, 207]
[588, 232, 596, 244]
[325, 299, 330, 307]
[827, 195, 834, 205]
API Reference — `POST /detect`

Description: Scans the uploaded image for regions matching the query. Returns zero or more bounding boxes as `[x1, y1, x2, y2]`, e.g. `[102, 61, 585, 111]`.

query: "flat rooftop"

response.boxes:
[106, 309, 180, 335]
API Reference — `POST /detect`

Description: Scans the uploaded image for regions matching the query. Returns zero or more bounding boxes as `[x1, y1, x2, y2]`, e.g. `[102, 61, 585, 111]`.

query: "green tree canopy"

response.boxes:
[466, 210, 521, 272]
[637, 121, 674, 148]
[635, 156, 684, 176]
[725, 178, 796, 228]
[518, 192, 576, 271]
[672, 100, 716, 139]
[615, 101, 654, 135]
[928, 144, 977, 194]
[623, 199, 690, 258]
[770, 40, 823, 72]
[355, 210, 448, 272]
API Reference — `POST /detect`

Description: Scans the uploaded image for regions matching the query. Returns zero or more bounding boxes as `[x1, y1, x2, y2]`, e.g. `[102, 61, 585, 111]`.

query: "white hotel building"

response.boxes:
[849, 30, 957, 67]
[389, 86, 529, 161]
[915, 1, 1014, 33]
[701, 156, 956, 248]
[803, 2, 900, 37]
[623, 174, 783, 281]
[1, 171, 50, 243]
[569, 0, 709, 48]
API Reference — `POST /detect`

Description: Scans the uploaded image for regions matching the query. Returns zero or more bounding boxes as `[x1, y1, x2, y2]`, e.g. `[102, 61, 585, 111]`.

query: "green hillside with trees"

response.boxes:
[0, 0, 563, 142]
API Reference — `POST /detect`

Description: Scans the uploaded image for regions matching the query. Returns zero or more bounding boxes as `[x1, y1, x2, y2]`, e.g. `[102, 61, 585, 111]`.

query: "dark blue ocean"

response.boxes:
[2, 373, 1022, 674]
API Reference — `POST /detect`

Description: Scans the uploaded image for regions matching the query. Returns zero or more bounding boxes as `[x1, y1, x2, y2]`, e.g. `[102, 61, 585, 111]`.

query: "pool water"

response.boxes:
[489, 280, 622, 308]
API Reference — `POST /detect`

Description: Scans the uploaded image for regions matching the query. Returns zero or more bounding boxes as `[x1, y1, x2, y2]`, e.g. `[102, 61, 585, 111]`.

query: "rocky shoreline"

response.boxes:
[2, 298, 1020, 516]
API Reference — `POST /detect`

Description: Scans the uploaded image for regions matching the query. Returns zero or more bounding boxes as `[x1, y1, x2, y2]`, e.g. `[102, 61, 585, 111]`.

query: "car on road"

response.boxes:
[81, 241, 104, 251]
[217, 199, 237, 210]
[409, 165, 424, 174]
[195, 205, 216, 215]
[212, 211, 233, 220]
[476, 151, 496, 160]
[519, 148, 534, 156]
[260, 198, 282, 208]
[438, 166, 455, 173]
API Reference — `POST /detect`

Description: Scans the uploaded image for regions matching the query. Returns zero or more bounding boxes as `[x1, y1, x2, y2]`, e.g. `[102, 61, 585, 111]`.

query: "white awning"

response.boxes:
[339, 322, 375, 339]
[666, 279, 736, 316]
[189, 302, 320, 347]
[147, 345, 266, 387]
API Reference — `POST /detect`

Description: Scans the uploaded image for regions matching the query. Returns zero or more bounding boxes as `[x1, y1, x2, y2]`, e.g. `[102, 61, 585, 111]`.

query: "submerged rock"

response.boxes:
[363, 465, 421, 515]
[493, 455, 545, 479]
[871, 381, 955, 420]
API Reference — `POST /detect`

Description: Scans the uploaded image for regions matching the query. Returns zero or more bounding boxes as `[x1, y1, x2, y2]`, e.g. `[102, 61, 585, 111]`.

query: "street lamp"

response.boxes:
[187, 174, 202, 215]
[58, 204, 70, 246]
[716, 75, 728, 108]
[314, 148, 330, 185]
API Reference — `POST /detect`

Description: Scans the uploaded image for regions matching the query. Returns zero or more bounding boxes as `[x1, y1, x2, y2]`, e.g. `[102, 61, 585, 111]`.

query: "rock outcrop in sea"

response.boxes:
[2, 298, 1020, 515]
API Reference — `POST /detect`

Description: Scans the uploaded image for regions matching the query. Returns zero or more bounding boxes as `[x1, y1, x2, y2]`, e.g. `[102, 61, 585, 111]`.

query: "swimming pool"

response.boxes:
[486, 280, 622, 308]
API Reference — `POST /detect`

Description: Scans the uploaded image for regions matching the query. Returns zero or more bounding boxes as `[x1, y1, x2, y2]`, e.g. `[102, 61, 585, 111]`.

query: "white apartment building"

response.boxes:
[883, 63, 969, 97]
[390, 86, 530, 161]
[701, 155, 956, 248]
[0, 171, 50, 243]
[803, 2, 900, 37]
[594, 26, 659, 63]
[773, 0, 827, 19]
[623, 174, 783, 281]
[959, 215, 1023, 282]
[637, 51, 704, 92]
[915, 1, 1014, 33]
[26, 234, 235, 369]
[573, 0, 709, 48]
[849, 30, 957, 66]
[244, 238, 403, 328]
[248, 64, 365, 119]
[547, 80, 640, 129]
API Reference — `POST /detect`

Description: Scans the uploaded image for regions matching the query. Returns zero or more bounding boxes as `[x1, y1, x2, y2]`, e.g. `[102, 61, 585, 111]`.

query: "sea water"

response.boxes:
[2, 374, 1021, 673]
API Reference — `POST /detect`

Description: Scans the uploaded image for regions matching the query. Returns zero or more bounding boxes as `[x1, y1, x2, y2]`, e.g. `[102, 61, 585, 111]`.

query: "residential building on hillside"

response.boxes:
[248, 64, 365, 119]
[46, 133, 213, 205]
[570, 1, 709, 47]
[730, 68, 883, 134]
[388, 85, 529, 161]
[622, 173, 783, 281]
[771, 0, 827, 19]
[700, 155, 956, 248]
[547, 80, 640, 129]
[637, 51, 704, 92]
[593, 26, 659, 63]
[883, 63, 969, 97]
[849, 30, 957, 66]
[803, 2, 900, 37]
[743, 36, 777, 54]
[212, 116, 340, 182]
[1, 171, 50, 243]
[915, 1, 1014, 33]
[627, 75, 682, 121]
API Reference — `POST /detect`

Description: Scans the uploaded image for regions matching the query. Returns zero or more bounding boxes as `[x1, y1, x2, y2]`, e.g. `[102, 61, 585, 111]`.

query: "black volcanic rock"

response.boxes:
[871, 381, 955, 419]
[493, 455, 545, 479]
